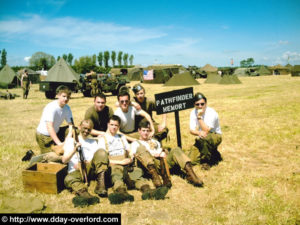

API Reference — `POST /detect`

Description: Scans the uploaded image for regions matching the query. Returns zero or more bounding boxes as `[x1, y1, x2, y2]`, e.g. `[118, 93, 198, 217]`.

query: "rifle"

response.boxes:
[71, 118, 89, 186]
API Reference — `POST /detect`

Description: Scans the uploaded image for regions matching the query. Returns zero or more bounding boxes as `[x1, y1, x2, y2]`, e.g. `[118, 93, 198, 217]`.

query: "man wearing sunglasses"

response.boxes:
[114, 90, 155, 142]
[188, 92, 222, 169]
[132, 83, 168, 142]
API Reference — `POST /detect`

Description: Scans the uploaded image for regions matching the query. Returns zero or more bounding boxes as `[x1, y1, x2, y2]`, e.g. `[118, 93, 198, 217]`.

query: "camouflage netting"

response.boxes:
[46, 58, 79, 82]
[291, 65, 300, 76]
[0, 65, 18, 89]
[164, 72, 200, 86]
[205, 73, 221, 83]
[218, 75, 242, 84]
[256, 66, 271, 76]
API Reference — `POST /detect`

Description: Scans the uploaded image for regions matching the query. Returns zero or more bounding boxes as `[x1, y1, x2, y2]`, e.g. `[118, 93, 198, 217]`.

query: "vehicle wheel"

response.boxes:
[83, 90, 91, 97]
[45, 91, 56, 99]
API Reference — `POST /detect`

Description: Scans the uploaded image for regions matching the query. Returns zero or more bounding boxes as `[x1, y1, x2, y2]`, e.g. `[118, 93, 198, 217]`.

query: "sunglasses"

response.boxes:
[195, 103, 205, 106]
[120, 100, 129, 104]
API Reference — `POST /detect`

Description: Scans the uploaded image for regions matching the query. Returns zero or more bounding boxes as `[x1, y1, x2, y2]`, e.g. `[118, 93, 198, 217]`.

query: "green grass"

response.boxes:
[0, 75, 300, 224]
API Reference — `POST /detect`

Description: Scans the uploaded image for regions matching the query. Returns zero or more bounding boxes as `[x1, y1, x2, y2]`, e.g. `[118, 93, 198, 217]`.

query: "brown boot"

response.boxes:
[160, 158, 172, 188]
[147, 164, 162, 188]
[73, 188, 100, 207]
[94, 172, 107, 197]
[184, 162, 204, 187]
[108, 187, 134, 204]
[140, 184, 169, 200]
[76, 188, 94, 198]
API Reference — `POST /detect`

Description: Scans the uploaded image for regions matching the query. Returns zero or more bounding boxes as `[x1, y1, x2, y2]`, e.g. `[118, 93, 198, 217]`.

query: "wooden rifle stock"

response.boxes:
[71, 118, 89, 186]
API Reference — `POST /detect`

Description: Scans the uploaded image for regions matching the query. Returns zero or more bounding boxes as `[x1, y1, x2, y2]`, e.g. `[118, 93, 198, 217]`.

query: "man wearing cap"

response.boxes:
[84, 93, 114, 137]
[132, 83, 168, 142]
[188, 92, 222, 169]
[21, 69, 31, 99]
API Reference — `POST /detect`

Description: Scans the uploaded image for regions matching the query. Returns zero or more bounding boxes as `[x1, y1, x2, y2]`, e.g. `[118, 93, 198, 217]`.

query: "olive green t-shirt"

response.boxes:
[84, 105, 114, 133]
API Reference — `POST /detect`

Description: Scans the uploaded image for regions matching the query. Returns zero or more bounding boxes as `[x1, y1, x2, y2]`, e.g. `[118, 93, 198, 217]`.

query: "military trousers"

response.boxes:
[64, 149, 109, 192]
[188, 133, 222, 165]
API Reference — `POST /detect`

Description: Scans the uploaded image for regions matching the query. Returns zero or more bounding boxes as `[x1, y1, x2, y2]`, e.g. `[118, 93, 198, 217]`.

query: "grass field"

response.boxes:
[0, 75, 300, 224]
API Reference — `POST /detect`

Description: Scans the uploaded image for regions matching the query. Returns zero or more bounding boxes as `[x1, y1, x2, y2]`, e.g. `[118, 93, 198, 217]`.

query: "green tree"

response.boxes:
[129, 54, 134, 66]
[111, 51, 116, 67]
[247, 58, 254, 67]
[62, 54, 68, 61]
[29, 52, 55, 70]
[117, 51, 123, 66]
[104, 51, 110, 68]
[57, 56, 61, 61]
[73, 55, 97, 74]
[97, 52, 103, 66]
[67, 53, 74, 65]
[240, 58, 255, 67]
[92, 54, 97, 65]
[1, 49, 7, 67]
[123, 53, 129, 67]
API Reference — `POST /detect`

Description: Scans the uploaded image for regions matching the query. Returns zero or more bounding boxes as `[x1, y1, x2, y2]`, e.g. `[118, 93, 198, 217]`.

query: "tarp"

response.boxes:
[205, 72, 222, 83]
[291, 65, 300, 76]
[200, 64, 218, 72]
[46, 58, 79, 82]
[0, 65, 18, 88]
[218, 75, 242, 84]
[164, 72, 200, 86]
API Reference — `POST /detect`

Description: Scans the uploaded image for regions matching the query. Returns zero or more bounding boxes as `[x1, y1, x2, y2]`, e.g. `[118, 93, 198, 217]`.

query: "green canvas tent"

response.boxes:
[18, 68, 40, 84]
[164, 72, 200, 86]
[269, 64, 290, 75]
[256, 66, 271, 76]
[46, 58, 79, 82]
[0, 65, 19, 89]
[200, 64, 218, 73]
[142, 68, 171, 84]
[291, 65, 300, 76]
[128, 68, 142, 81]
[233, 68, 249, 76]
[204, 73, 222, 83]
[218, 74, 242, 84]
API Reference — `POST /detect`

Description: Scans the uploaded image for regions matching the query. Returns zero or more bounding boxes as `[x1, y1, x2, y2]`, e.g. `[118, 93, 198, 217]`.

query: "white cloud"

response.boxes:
[24, 56, 31, 62]
[278, 40, 289, 45]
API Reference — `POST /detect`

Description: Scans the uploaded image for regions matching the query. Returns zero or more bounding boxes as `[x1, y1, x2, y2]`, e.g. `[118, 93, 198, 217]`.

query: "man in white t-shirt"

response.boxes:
[98, 115, 168, 204]
[35, 86, 73, 162]
[63, 119, 108, 207]
[114, 91, 155, 142]
[132, 120, 203, 187]
[188, 92, 222, 169]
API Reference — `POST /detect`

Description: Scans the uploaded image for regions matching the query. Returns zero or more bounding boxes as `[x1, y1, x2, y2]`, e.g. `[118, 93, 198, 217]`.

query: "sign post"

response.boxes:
[155, 87, 194, 148]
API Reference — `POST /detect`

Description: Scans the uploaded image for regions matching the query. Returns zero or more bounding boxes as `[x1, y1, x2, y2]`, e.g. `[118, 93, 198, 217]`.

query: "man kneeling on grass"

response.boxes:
[97, 115, 169, 204]
[63, 119, 107, 207]
[131, 120, 204, 188]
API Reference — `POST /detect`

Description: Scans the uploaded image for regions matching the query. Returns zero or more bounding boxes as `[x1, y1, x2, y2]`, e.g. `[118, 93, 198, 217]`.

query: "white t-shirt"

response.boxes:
[98, 133, 130, 157]
[64, 136, 100, 173]
[189, 106, 222, 134]
[114, 106, 141, 133]
[36, 100, 73, 135]
[131, 139, 162, 156]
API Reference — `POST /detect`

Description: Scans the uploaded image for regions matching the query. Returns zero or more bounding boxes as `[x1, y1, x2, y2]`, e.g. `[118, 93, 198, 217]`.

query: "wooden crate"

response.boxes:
[22, 163, 68, 194]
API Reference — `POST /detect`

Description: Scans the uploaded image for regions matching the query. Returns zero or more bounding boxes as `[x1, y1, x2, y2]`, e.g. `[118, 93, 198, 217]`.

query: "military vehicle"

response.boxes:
[39, 58, 80, 99]
[80, 73, 130, 97]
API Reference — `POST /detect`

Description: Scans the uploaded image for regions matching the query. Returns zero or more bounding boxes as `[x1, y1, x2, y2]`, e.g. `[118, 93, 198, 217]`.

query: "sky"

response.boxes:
[0, 0, 300, 67]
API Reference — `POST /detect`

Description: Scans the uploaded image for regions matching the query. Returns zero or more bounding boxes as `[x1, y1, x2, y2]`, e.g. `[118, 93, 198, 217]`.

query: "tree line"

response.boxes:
[0, 49, 134, 74]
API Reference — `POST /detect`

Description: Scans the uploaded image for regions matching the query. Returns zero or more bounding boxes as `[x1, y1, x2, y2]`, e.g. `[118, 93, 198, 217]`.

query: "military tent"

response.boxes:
[46, 58, 79, 82]
[218, 75, 242, 84]
[200, 64, 218, 73]
[142, 69, 171, 84]
[291, 65, 300, 76]
[233, 68, 249, 76]
[0, 65, 19, 89]
[269, 64, 290, 75]
[256, 66, 271, 76]
[204, 73, 222, 83]
[128, 68, 142, 81]
[164, 72, 200, 86]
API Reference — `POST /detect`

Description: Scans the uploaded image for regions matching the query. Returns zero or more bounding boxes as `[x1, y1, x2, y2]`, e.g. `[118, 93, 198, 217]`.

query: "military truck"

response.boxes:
[39, 58, 81, 99]
[80, 73, 130, 97]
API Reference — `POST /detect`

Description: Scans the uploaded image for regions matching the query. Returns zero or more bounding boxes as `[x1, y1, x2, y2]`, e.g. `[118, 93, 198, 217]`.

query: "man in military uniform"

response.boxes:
[188, 92, 222, 169]
[98, 115, 168, 204]
[21, 69, 31, 99]
[86, 70, 99, 96]
[84, 93, 114, 137]
[132, 83, 168, 142]
[132, 120, 203, 188]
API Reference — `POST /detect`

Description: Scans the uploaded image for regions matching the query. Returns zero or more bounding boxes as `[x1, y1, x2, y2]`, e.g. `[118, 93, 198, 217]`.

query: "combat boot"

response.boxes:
[94, 172, 107, 197]
[108, 187, 134, 205]
[184, 162, 204, 187]
[160, 158, 172, 188]
[147, 164, 162, 188]
[73, 188, 100, 207]
[140, 184, 169, 200]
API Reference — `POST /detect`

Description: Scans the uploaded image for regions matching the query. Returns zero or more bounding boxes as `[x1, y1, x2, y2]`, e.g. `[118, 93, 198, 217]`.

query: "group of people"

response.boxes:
[33, 84, 222, 207]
